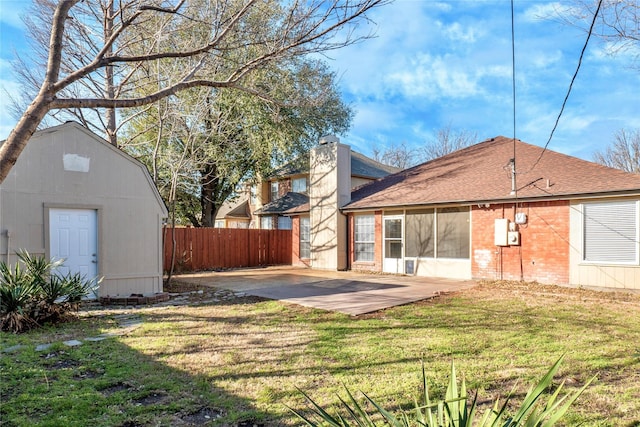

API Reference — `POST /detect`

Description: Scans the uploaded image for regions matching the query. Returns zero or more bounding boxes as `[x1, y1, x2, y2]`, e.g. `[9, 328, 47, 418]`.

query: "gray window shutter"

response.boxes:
[584, 201, 637, 263]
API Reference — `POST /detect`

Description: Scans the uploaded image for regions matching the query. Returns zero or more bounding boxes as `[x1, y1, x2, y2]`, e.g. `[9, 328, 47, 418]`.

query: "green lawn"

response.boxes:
[1, 280, 639, 426]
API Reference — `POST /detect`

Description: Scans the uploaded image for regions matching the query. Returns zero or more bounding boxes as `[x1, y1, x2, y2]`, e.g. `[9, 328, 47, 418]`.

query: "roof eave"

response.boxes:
[341, 189, 640, 213]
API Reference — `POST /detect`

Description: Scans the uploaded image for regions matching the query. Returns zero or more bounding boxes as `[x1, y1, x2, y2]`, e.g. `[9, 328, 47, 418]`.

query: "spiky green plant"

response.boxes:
[290, 355, 594, 427]
[0, 251, 99, 332]
[0, 262, 38, 332]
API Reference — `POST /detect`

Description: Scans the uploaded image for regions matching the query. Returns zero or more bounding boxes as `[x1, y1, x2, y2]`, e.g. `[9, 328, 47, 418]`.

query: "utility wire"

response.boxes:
[522, 0, 603, 174]
[510, 0, 517, 197]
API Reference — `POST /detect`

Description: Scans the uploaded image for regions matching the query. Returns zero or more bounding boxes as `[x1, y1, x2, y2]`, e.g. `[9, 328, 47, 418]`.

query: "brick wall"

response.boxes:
[471, 201, 570, 284]
[349, 210, 383, 273]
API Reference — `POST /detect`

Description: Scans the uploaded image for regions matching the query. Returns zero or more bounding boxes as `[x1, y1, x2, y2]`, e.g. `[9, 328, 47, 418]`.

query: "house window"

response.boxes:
[436, 207, 470, 259]
[405, 209, 435, 258]
[292, 177, 307, 193]
[277, 216, 292, 230]
[250, 185, 258, 206]
[300, 217, 311, 259]
[261, 216, 273, 230]
[214, 220, 225, 228]
[270, 181, 279, 201]
[584, 200, 638, 263]
[355, 215, 375, 262]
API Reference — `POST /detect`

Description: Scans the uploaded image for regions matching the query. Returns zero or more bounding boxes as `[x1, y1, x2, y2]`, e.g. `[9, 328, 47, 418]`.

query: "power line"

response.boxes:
[510, 0, 517, 197]
[522, 0, 603, 175]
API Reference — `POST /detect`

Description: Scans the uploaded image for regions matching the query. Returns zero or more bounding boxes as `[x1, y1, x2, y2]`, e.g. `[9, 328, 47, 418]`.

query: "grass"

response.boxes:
[1, 280, 639, 426]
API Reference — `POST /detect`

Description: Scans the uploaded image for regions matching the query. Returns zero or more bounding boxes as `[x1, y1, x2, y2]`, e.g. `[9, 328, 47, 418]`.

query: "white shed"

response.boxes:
[0, 122, 168, 297]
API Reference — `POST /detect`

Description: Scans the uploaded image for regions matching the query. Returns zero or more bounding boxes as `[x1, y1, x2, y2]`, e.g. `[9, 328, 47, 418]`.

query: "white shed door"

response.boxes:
[49, 208, 97, 278]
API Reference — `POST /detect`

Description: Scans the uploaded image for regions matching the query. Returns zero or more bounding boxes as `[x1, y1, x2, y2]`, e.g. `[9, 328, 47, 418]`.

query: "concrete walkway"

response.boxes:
[174, 267, 476, 315]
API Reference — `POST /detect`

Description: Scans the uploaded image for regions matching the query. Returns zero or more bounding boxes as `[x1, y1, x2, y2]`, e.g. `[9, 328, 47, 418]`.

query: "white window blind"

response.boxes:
[584, 201, 638, 263]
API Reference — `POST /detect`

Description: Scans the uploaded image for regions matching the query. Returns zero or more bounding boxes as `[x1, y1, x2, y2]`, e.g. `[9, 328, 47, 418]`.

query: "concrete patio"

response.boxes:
[173, 266, 476, 315]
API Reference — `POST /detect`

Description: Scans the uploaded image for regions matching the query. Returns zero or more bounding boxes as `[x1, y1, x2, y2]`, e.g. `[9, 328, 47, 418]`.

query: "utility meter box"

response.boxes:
[494, 218, 509, 246]
[515, 212, 527, 224]
[508, 231, 520, 246]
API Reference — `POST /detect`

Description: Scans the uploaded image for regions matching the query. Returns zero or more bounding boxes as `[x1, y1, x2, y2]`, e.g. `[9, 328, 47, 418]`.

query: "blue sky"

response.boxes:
[1, 1, 638, 162]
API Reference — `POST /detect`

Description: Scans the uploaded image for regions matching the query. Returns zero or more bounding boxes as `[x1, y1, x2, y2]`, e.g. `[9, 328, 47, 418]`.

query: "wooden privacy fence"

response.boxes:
[163, 227, 292, 272]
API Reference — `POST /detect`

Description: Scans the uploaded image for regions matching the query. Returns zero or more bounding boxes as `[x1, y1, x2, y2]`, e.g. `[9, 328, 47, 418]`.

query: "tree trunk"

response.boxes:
[104, 0, 117, 146]
[200, 170, 218, 227]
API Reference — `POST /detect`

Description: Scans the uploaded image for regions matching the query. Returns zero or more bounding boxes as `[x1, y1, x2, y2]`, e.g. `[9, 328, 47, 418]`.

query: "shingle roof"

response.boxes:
[215, 199, 250, 220]
[254, 192, 309, 215]
[269, 148, 398, 179]
[344, 136, 640, 210]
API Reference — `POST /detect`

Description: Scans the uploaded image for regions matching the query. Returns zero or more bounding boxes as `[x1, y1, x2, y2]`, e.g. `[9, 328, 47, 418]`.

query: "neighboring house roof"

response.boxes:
[254, 192, 308, 215]
[345, 136, 640, 211]
[350, 151, 399, 178]
[215, 199, 250, 220]
[269, 148, 398, 180]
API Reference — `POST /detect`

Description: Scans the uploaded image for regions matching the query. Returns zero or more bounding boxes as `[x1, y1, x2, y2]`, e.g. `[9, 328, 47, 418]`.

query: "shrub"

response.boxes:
[290, 355, 593, 426]
[0, 251, 99, 333]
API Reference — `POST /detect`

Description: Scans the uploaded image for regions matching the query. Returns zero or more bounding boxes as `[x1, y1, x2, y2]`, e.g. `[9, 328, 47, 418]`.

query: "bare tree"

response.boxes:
[372, 141, 417, 169]
[420, 125, 477, 161]
[0, 0, 389, 184]
[554, 1, 639, 67]
[593, 128, 640, 173]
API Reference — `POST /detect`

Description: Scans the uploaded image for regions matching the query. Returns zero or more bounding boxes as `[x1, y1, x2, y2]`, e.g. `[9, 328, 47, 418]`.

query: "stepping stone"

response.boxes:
[36, 344, 53, 352]
[119, 319, 142, 327]
[85, 336, 108, 342]
[2, 344, 24, 353]
[63, 340, 83, 347]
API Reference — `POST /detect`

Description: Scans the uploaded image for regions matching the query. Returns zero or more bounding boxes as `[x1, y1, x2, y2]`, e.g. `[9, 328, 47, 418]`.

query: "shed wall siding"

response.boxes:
[0, 124, 166, 296]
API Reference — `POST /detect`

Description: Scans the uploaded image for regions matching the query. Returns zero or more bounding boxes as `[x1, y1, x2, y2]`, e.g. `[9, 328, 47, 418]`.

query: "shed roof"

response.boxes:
[345, 136, 640, 211]
[5, 121, 168, 216]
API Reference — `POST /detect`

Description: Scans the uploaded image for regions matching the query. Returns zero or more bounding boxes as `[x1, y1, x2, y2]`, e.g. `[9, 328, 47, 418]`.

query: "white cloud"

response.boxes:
[442, 22, 478, 44]
[522, 2, 572, 22]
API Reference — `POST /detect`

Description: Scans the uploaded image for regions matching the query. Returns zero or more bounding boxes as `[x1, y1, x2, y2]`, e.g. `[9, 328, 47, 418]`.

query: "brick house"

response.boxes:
[339, 136, 640, 290]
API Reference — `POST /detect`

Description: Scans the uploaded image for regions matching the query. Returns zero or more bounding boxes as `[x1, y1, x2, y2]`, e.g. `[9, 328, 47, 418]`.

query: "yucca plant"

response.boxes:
[0, 250, 99, 332]
[0, 262, 38, 332]
[290, 355, 593, 427]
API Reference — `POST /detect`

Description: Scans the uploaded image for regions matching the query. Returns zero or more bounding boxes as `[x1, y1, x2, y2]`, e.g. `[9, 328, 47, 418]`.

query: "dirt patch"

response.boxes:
[133, 391, 166, 406]
[73, 369, 103, 380]
[100, 382, 132, 396]
[180, 407, 224, 425]
[164, 279, 205, 293]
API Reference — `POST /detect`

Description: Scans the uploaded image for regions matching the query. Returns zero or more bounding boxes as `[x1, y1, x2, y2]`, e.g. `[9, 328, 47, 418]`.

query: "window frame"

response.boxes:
[260, 216, 273, 230]
[354, 214, 375, 262]
[270, 181, 279, 202]
[277, 216, 292, 230]
[292, 177, 307, 193]
[299, 216, 311, 259]
[582, 200, 639, 265]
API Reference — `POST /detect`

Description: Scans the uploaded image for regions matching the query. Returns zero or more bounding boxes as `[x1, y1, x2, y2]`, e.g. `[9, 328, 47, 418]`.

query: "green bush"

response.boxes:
[0, 251, 99, 333]
[290, 355, 593, 426]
